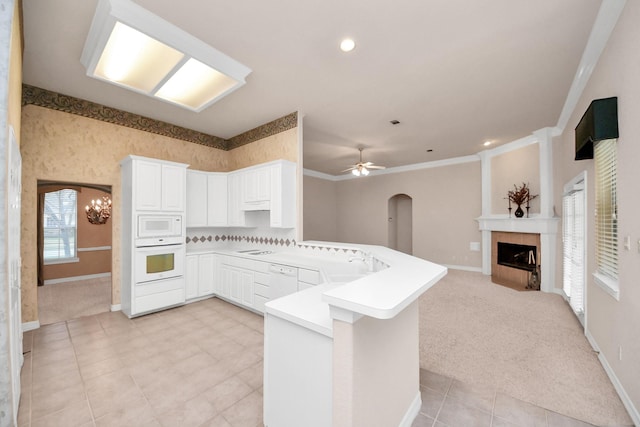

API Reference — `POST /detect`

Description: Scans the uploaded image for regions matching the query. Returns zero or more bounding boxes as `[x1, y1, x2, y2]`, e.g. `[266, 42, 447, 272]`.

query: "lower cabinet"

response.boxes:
[185, 253, 216, 300]
[216, 255, 270, 312]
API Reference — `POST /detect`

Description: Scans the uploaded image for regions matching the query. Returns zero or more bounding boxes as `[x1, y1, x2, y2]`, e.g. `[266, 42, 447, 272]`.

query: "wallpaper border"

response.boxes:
[21, 84, 297, 150]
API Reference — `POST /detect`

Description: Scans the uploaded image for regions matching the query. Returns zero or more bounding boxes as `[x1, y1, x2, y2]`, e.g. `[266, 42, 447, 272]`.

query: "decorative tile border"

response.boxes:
[186, 234, 296, 247]
[21, 84, 297, 151]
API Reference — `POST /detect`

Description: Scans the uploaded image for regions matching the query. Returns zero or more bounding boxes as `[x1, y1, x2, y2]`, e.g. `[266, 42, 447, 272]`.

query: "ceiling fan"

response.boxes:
[342, 148, 386, 176]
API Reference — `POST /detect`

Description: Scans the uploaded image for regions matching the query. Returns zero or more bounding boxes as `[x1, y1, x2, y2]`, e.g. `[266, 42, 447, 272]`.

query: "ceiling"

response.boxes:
[21, 0, 602, 175]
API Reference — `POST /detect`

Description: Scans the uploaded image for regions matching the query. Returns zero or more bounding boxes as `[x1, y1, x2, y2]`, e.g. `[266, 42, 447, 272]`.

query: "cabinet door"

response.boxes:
[186, 171, 208, 227]
[207, 174, 228, 226]
[241, 270, 254, 307]
[135, 160, 162, 211]
[198, 253, 215, 296]
[270, 162, 296, 228]
[243, 167, 271, 205]
[220, 265, 232, 298]
[162, 164, 186, 211]
[227, 173, 245, 226]
[185, 255, 199, 300]
[229, 268, 242, 302]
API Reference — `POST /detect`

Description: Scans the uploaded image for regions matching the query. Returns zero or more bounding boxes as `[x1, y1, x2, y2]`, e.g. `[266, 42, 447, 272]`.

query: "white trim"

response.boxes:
[480, 133, 539, 158]
[556, 0, 627, 131]
[303, 155, 479, 182]
[44, 257, 80, 265]
[77, 246, 112, 252]
[22, 320, 40, 332]
[399, 391, 422, 427]
[110, 304, 121, 312]
[592, 272, 620, 300]
[585, 329, 640, 426]
[442, 264, 482, 273]
[44, 272, 112, 285]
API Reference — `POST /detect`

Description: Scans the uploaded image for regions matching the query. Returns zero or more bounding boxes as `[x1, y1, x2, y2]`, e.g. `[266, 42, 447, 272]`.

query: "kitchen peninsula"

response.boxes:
[197, 241, 447, 427]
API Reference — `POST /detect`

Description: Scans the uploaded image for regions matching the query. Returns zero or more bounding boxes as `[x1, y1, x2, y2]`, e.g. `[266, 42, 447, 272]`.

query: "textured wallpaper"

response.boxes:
[20, 105, 299, 323]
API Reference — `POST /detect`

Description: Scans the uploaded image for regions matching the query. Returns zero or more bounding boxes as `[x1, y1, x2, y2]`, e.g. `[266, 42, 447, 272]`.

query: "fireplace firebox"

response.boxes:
[497, 242, 536, 272]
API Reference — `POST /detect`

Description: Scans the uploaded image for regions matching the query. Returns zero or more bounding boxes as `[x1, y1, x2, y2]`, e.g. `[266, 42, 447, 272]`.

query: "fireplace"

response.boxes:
[491, 232, 541, 291]
[497, 242, 537, 272]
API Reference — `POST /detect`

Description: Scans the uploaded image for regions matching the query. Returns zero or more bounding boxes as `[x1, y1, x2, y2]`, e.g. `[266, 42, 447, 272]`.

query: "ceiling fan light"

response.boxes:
[361, 167, 370, 176]
[352, 168, 360, 176]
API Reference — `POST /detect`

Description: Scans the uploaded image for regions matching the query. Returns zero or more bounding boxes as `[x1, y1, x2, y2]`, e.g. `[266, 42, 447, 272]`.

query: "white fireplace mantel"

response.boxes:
[477, 215, 560, 235]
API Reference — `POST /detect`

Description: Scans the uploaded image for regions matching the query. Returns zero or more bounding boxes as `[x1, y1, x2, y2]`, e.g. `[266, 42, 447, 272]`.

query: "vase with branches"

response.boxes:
[506, 183, 538, 218]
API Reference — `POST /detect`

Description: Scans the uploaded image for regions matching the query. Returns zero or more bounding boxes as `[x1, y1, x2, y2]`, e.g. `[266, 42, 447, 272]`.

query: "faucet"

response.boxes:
[348, 256, 366, 263]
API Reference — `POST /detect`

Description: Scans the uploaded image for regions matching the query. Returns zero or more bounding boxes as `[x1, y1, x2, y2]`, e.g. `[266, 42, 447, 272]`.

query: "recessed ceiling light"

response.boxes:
[426, 149, 433, 153]
[340, 38, 356, 52]
[390, 120, 400, 125]
[483, 141, 492, 147]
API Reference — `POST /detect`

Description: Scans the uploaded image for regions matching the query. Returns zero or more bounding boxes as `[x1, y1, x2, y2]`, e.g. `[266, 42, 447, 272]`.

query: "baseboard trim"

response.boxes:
[585, 329, 640, 425]
[44, 272, 111, 285]
[22, 320, 40, 332]
[399, 391, 422, 427]
[442, 264, 483, 273]
[110, 304, 121, 312]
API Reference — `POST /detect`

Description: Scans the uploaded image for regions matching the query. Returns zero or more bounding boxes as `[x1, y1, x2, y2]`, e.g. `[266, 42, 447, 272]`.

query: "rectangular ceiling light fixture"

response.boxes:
[81, 0, 252, 112]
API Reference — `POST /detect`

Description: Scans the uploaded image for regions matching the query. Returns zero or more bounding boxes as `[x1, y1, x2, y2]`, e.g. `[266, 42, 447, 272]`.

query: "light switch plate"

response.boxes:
[624, 236, 631, 250]
[470, 242, 481, 251]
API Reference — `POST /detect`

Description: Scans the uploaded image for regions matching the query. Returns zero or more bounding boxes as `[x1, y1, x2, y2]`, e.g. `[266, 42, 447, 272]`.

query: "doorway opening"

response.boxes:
[388, 194, 413, 255]
[37, 180, 113, 325]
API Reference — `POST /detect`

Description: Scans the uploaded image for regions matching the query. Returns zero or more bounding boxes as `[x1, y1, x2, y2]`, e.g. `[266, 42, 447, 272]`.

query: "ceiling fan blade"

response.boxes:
[367, 165, 386, 170]
[341, 166, 357, 172]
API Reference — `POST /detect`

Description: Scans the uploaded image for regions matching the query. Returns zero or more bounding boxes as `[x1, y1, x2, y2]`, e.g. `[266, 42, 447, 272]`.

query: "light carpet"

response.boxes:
[37, 276, 111, 325]
[419, 269, 632, 426]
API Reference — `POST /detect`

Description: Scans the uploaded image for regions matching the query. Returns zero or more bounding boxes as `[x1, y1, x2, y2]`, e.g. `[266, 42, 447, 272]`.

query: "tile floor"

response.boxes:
[19, 297, 596, 427]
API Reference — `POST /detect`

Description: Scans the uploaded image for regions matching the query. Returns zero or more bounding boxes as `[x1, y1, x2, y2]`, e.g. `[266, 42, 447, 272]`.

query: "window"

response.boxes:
[43, 189, 78, 262]
[563, 176, 585, 318]
[593, 138, 618, 299]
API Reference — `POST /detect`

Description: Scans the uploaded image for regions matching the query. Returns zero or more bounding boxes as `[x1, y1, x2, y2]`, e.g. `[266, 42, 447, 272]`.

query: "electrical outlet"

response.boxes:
[619, 346, 623, 361]
[624, 236, 631, 251]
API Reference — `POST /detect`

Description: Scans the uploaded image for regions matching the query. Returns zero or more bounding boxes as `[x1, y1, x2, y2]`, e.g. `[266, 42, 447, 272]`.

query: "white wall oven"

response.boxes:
[136, 214, 183, 246]
[135, 244, 185, 283]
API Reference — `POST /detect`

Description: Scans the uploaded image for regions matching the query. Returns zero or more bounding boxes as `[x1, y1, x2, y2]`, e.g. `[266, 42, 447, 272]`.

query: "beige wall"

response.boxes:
[20, 105, 228, 322]
[43, 187, 112, 281]
[228, 128, 298, 170]
[554, 0, 640, 416]
[325, 161, 482, 269]
[302, 176, 338, 242]
[491, 143, 541, 215]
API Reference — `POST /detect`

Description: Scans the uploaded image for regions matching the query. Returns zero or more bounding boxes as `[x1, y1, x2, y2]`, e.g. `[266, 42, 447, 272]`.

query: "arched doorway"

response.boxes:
[388, 194, 413, 255]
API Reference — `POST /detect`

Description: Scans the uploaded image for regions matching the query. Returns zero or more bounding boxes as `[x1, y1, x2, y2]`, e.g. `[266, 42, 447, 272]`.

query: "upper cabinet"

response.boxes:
[186, 170, 227, 227]
[186, 160, 296, 229]
[124, 156, 188, 213]
[242, 166, 271, 210]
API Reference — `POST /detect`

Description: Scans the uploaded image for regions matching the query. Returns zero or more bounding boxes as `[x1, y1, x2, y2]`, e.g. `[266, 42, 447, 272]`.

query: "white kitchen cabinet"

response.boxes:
[187, 171, 228, 227]
[207, 174, 228, 226]
[185, 254, 199, 300]
[270, 161, 296, 228]
[132, 158, 186, 212]
[227, 172, 247, 227]
[242, 166, 271, 210]
[199, 253, 215, 295]
[186, 171, 207, 227]
[298, 268, 322, 291]
[186, 252, 216, 300]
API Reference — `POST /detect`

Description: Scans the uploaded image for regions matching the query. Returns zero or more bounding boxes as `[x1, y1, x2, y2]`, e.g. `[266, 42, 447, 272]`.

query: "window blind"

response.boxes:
[43, 189, 77, 260]
[562, 186, 585, 315]
[594, 139, 618, 282]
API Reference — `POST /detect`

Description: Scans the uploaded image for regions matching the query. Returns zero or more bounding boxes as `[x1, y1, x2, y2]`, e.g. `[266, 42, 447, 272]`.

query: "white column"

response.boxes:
[479, 151, 492, 275]
[533, 127, 556, 218]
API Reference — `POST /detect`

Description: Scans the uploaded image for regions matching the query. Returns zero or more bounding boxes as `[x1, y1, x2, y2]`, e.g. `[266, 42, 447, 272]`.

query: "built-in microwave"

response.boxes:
[136, 214, 183, 247]
[135, 244, 185, 284]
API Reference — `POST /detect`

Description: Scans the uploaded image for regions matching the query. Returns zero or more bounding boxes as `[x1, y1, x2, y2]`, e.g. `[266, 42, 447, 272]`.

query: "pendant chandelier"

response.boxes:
[85, 195, 112, 225]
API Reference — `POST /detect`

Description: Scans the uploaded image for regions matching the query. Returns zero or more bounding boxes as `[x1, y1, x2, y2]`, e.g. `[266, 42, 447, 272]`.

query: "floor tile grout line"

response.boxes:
[68, 319, 98, 426]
